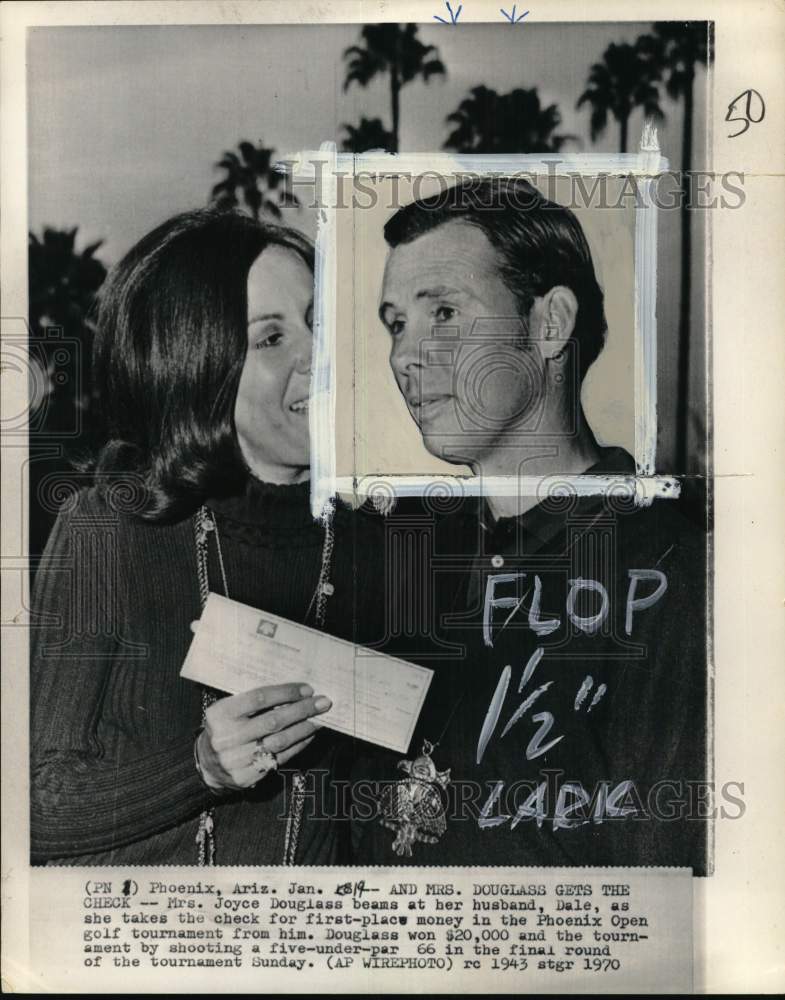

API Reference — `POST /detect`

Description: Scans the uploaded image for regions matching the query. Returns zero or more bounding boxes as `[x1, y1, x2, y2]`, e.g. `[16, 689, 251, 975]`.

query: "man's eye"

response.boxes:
[389, 319, 405, 336]
[434, 305, 457, 323]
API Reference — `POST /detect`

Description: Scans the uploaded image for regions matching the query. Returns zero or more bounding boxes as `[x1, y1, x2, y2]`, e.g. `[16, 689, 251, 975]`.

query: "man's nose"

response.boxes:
[390, 322, 426, 378]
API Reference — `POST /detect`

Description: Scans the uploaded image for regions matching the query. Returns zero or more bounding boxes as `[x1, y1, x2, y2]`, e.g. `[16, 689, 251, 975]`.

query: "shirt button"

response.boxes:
[491, 554, 505, 569]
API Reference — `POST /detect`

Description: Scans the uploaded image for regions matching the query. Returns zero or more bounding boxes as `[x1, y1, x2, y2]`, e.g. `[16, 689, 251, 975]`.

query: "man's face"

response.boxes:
[379, 221, 546, 465]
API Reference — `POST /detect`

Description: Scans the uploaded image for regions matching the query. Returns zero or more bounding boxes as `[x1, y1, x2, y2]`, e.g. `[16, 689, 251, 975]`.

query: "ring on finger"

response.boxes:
[250, 738, 278, 775]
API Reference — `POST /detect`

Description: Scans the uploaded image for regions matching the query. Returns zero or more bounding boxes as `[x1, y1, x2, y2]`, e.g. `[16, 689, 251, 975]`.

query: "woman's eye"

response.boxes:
[255, 329, 283, 349]
[390, 318, 405, 337]
[434, 305, 457, 323]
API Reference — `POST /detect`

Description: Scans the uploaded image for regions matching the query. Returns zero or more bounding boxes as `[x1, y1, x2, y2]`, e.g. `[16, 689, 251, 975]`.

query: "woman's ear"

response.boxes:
[532, 286, 578, 361]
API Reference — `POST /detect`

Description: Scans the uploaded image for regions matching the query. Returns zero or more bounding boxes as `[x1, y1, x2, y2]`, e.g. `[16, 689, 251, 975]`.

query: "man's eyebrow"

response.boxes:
[415, 285, 466, 300]
[378, 285, 466, 321]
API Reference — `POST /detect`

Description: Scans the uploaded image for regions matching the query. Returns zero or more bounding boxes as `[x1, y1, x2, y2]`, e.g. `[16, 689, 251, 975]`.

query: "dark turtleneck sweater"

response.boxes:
[30, 477, 383, 865]
[357, 448, 709, 872]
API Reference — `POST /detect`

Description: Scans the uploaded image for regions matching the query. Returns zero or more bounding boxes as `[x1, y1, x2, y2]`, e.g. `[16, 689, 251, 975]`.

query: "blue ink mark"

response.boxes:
[434, 1, 462, 24]
[500, 5, 529, 22]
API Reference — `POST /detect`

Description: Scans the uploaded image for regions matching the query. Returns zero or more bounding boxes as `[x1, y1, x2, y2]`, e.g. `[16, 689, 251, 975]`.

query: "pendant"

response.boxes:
[379, 740, 451, 857]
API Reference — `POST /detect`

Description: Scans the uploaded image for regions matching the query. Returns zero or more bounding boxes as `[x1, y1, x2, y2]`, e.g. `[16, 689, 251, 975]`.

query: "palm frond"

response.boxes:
[82, 240, 104, 258]
[342, 23, 445, 95]
[342, 46, 385, 90]
[237, 141, 257, 164]
[589, 106, 608, 141]
[649, 21, 707, 100]
[577, 40, 665, 147]
[210, 140, 299, 219]
[340, 116, 395, 152]
[421, 57, 446, 81]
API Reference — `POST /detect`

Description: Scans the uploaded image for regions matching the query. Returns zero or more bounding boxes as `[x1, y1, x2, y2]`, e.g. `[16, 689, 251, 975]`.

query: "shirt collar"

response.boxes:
[478, 446, 636, 554]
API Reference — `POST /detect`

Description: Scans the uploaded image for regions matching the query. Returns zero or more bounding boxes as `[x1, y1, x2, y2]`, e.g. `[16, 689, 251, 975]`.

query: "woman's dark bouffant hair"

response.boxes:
[88, 208, 314, 523]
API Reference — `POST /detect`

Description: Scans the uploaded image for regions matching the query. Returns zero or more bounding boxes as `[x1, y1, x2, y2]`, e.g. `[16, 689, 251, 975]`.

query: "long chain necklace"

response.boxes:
[378, 679, 469, 858]
[193, 500, 335, 866]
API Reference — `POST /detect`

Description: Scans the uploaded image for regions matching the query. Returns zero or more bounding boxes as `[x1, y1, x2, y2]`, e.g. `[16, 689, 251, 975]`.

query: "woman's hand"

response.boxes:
[195, 682, 331, 793]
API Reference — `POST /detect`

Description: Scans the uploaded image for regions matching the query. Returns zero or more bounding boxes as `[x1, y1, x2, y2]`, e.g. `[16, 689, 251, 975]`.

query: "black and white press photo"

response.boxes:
[24, 18, 712, 872]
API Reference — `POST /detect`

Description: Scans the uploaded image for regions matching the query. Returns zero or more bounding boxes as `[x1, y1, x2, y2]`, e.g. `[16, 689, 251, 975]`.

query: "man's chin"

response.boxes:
[420, 431, 478, 468]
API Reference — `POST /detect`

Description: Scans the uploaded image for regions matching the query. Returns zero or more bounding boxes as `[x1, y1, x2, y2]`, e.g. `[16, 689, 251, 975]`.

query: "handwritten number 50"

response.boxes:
[726, 89, 766, 138]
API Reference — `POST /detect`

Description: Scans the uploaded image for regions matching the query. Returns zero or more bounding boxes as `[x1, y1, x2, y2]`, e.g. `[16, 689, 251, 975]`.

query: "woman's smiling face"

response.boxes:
[234, 246, 314, 483]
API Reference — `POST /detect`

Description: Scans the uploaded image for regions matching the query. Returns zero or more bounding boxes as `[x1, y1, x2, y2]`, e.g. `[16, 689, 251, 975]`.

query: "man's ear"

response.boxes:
[531, 286, 578, 361]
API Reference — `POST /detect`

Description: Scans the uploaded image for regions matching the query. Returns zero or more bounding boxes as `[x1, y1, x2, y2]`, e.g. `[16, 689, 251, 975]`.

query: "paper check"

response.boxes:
[181, 592, 433, 754]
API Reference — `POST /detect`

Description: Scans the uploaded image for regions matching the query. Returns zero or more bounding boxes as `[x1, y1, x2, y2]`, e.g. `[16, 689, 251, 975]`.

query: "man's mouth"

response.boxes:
[289, 397, 309, 415]
[407, 394, 453, 419]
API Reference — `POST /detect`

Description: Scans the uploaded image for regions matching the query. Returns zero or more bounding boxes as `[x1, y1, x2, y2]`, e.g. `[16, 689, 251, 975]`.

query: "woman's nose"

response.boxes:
[293, 326, 313, 374]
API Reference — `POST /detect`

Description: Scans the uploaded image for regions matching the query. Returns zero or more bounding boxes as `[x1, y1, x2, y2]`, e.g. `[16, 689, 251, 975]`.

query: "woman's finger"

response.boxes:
[257, 719, 319, 755]
[202, 691, 330, 787]
[212, 716, 319, 771]
[275, 733, 317, 768]
[241, 695, 332, 742]
[209, 683, 314, 722]
[231, 734, 316, 788]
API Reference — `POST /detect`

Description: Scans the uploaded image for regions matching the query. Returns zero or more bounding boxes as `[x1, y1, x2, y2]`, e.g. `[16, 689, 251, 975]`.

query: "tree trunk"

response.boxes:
[675, 69, 694, 472]
[620, 114, 629, 154]
[390, 63, 401, 153]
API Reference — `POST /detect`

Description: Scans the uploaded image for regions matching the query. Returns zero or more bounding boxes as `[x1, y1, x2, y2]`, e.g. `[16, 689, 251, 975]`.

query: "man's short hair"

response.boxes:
[384, 177, 607, 381]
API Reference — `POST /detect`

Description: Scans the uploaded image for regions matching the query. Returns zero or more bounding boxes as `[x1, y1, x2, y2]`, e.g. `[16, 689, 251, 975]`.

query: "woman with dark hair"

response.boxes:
[30, 208, 378, 865]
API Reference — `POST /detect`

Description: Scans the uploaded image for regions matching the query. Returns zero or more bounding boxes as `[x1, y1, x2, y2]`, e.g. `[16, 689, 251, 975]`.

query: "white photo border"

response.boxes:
[286, 143, 674, 519]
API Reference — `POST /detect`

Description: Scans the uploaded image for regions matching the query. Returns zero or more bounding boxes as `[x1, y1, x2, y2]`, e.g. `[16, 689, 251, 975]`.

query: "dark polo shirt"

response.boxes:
[357, 449, 709, 873]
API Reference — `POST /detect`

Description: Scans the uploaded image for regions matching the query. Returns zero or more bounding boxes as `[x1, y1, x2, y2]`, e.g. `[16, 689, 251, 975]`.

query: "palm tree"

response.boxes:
[28, 227, 107, 344]
[28, 227, 108, 561]
[342, 24, 445, 153]
[211, 141, 299, 220]
[444, 86, 575, 154]
[576, 41, 663, 153]
[341, 116, 395, 153]
[645, 22, 709, 471]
